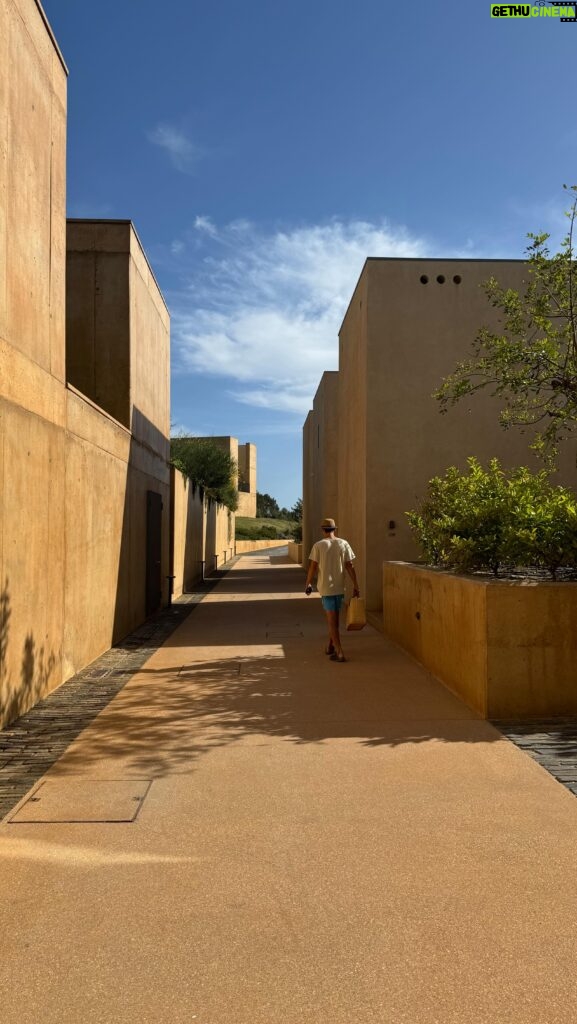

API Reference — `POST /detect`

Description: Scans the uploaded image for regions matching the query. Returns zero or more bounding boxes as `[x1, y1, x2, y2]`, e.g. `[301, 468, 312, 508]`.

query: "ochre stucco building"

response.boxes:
[0, 0, 236, 728]
[304, 258, 576, 613]
[0, 1, 175, 727]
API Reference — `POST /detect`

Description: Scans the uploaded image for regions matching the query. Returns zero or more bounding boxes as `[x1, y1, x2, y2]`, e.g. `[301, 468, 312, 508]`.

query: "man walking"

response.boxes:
[305, 517, 359, 662]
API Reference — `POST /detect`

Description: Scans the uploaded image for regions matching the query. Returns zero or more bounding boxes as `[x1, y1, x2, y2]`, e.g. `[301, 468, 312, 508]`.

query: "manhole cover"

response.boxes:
[8, 779, 152, 823]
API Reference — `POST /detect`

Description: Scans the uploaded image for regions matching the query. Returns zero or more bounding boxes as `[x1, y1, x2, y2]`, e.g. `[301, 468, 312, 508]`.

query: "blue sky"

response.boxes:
[43, 0, 577, 508]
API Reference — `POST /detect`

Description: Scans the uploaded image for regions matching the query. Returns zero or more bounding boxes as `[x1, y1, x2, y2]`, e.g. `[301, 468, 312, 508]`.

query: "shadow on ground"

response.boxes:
[52, 636, 501, 780]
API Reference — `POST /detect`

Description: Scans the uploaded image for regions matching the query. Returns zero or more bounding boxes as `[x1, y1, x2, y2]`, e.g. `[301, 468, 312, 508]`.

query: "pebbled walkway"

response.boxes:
[0, 566, 237, 821]
[2, 552, 577, 1024]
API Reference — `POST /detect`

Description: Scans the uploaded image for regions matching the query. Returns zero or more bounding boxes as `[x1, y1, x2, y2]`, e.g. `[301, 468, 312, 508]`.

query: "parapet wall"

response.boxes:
[235, 540, 288, 554]
[171, 469, 235, 597]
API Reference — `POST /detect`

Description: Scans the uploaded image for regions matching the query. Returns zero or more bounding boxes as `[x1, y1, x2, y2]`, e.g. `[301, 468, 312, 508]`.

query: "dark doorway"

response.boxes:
[146, 491, 163, 615]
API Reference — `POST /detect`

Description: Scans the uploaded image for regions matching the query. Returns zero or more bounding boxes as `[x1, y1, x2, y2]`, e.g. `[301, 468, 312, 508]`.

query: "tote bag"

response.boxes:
[346, 596, 366, 631]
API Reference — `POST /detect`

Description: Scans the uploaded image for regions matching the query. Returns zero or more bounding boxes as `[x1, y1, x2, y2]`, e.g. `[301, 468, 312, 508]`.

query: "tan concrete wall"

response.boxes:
[383, 562, 488, 717]
[303, 372, 340, 566]
[210, 436, 257, 518]
[0, 397, 67, 728]
[1, 0, 67, 381]
[0, 7, 174, 729]
[63, 389, 130, 679]
[486, 584, 577, 719]
[63, 224, 171, 674]
[171, 468, 205, 597]
[66, 224, 130, 425]
[317, 258, 577, 613]
[338, 274, 368, 597]
[302, 411, 316, 565]
[63, 387, 171, 681]
[216, 501, 235, 568]
[129, 227, 170, 453]
[237, 491, 257, 517]
[384, 562, 577, 719]
[66, 221, 171, 450]
[59, 386, 171, 692]
[211, 435, 239, 468]
[235, 540, 288, 554]
[366, 260, 533, 608]
[237, 442, 257, 517]
[288, 542, 303, 564]
[0, 0, 68, 727]
[205, 500, 234, 574]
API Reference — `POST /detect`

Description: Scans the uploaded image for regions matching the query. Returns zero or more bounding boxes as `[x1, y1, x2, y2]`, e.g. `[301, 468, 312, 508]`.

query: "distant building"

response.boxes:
[210, 437, 258, 518]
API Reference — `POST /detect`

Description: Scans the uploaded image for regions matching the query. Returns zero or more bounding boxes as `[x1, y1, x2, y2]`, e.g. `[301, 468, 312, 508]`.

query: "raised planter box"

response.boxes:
[235, 540, 288, 553]
[288, 541, 303, 564]
[383, 561, 577, 720]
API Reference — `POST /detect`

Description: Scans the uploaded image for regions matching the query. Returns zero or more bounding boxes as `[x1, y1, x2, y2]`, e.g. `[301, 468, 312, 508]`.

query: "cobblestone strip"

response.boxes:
[494, 719, 577, 798]
[0, 563, 240, 822]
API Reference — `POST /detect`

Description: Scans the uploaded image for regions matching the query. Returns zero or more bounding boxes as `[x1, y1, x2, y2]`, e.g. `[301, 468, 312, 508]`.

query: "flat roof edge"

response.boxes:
[35, 0, 68, 74]
[338, 256, 528, 334]
[364, 257, 526, 263]
[66, 219, 170, 315]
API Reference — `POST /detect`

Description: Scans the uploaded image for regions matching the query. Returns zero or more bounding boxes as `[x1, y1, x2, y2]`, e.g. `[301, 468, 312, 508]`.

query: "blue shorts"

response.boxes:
[321, 594, 345, 613]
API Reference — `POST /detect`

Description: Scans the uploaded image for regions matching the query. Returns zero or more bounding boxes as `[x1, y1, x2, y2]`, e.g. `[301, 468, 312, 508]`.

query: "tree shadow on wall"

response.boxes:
[0, 579, 11, 721]
[0, 577, 57, 728]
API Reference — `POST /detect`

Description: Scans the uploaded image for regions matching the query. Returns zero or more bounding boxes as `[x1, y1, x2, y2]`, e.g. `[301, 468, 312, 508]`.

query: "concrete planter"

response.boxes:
[383, 561, 577, 720]
[288, 541, 303, 564]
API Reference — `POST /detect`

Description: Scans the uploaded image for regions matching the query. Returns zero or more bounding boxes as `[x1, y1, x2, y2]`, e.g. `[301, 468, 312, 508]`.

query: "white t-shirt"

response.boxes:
[309, 536, 355, 596]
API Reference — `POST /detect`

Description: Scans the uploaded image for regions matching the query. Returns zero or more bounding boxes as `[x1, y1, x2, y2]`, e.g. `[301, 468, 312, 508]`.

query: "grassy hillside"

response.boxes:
[235, 516, 295, 540]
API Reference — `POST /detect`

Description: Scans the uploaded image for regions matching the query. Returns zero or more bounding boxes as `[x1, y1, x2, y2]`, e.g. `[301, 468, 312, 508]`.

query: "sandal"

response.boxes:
[330, 652, 347, 663]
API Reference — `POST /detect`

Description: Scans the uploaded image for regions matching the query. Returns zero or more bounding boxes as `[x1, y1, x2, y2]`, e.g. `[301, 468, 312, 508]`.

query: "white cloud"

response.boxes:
[170, 217, 432, 414]
[147, 124, 204, 173]
[194, 215, 219, 238]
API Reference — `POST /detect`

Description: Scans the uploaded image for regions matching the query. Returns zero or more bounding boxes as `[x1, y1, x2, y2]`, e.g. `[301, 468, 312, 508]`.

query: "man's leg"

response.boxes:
[324, 609, 343, 658]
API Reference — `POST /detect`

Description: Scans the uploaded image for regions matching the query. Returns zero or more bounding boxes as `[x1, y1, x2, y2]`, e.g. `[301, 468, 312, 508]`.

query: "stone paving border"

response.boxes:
[494, 719, 577, 798]
[0, 562, 241, 822]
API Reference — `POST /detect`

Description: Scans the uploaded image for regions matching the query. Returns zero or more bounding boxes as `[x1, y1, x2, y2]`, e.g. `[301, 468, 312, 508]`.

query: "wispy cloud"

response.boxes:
[169, 217, 432, 415]
[147, 123, 204, 173]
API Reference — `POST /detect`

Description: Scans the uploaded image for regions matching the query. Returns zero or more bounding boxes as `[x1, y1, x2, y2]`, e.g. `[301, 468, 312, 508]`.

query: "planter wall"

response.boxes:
[235, 540, 288, 554]
[288, 542, 303, 564]
[383, 561, 577, 719]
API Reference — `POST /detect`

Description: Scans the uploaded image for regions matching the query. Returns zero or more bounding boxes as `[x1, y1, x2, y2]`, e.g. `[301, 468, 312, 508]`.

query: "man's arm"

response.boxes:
[305, 559, 318, 594]
[345, 561, 360, 597]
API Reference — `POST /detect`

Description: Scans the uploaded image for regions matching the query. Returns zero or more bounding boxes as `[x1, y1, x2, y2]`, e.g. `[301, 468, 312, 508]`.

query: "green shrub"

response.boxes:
[407, 458, 577, 578]
[171, 437, 238, 511]
[291, 522, 303, 542]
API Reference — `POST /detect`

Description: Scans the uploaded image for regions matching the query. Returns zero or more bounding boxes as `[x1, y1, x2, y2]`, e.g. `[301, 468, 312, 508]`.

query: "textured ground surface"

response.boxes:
[2, 553, 577, 1023]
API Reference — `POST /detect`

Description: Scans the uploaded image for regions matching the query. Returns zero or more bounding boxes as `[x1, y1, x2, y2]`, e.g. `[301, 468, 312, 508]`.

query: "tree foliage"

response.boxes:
[291, 498, 303, 521]
[171, 437, 238, 511]
[407, 457, 577, 578]
[256, 492, 281, 518]
[436, 185, 577, 465]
